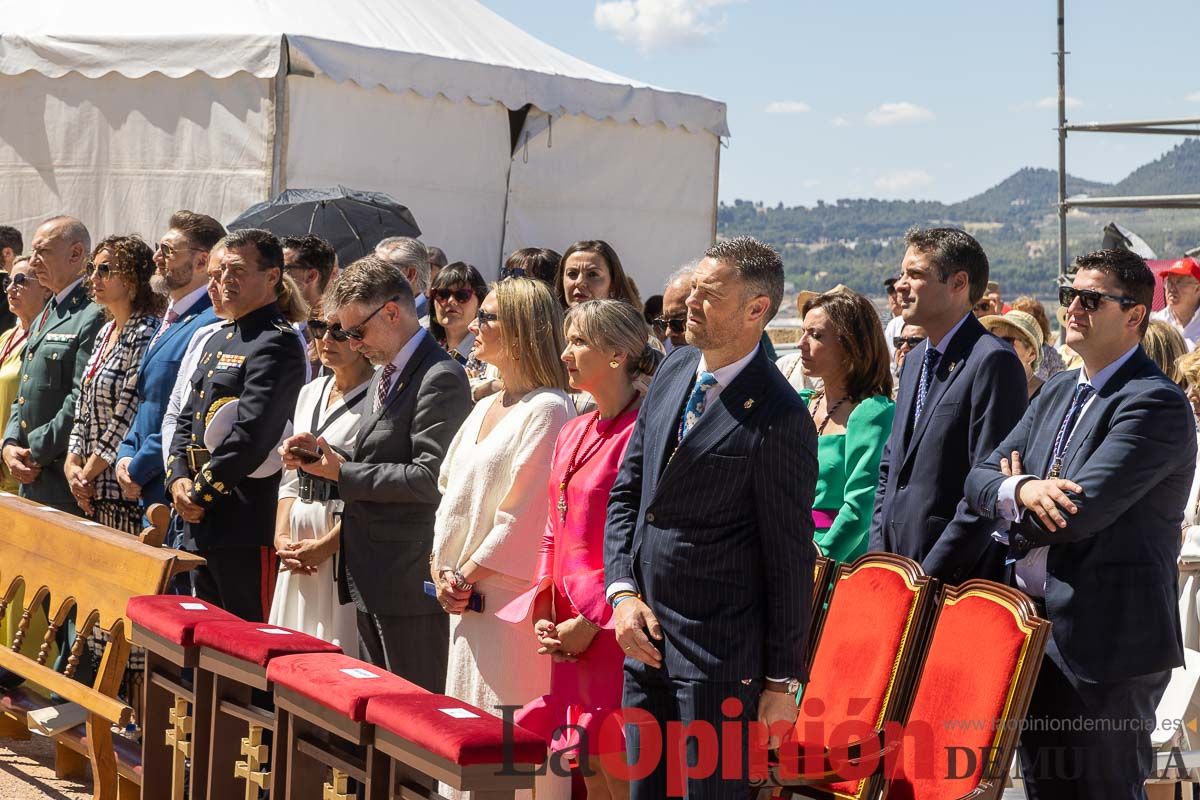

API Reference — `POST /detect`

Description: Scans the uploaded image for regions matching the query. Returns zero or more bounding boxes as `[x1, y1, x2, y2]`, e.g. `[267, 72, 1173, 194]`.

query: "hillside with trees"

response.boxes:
[719, 139, 1200, 299]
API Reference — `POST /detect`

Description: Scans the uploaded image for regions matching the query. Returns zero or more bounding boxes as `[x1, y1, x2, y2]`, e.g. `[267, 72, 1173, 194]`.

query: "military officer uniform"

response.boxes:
[3, 281, 105, 512]
[167, 301, 305, 621]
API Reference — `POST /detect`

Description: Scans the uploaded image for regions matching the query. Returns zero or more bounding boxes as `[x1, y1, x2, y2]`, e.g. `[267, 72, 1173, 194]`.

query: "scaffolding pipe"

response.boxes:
[1056, 0, 1068, 300]
[1064, 194, 1200, 209]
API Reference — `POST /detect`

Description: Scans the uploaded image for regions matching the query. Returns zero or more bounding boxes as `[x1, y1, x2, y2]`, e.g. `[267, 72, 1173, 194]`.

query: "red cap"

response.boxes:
[1163, 257, 1200, 281]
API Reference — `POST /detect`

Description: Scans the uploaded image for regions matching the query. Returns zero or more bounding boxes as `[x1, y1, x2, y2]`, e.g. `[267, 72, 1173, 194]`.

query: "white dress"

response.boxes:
[432, 388, 575, 800]
[268, 375, 371, 657]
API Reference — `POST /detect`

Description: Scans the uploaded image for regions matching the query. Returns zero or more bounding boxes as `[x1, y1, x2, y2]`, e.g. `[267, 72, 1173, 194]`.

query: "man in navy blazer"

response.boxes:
[967, 249, 1193, 799]
[870, 227, 1027, 582]
[115, 211, 223, 510]
[604, 237, 817, 799]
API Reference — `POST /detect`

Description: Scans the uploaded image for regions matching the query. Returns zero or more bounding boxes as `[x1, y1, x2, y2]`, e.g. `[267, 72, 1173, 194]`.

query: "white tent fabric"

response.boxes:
[0, 0, 727, 289]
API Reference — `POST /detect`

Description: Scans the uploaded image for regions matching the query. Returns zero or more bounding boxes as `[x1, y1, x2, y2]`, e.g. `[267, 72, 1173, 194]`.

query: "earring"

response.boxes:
[609, 359, 620, 369]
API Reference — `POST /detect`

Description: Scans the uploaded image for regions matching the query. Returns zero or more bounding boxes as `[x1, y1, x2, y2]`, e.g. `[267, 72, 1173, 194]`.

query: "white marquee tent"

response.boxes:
[0, 0, 728, 289]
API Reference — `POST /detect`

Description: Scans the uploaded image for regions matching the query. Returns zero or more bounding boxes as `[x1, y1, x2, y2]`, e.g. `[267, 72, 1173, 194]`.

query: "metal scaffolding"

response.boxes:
[1055, 0, 1200, 285]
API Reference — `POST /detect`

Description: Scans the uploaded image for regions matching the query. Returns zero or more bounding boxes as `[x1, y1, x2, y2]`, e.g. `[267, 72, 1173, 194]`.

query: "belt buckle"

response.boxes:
[186, 447, 211, 472]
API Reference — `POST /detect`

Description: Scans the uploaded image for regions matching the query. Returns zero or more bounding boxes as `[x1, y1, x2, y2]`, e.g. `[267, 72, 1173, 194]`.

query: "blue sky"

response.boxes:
[481, 0, 1200, 207]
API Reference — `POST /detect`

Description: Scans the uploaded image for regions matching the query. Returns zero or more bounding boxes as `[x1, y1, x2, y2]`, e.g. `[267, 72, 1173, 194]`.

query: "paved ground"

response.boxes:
[0, 736, 89, 800]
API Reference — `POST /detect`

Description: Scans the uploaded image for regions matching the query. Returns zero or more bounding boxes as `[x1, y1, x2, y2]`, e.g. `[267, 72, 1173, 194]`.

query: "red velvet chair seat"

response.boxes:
[191, 620, 341, 666]
[366, 693, 547, 767]
[266, 653, 423, 722]
[125, 594, 241, 646]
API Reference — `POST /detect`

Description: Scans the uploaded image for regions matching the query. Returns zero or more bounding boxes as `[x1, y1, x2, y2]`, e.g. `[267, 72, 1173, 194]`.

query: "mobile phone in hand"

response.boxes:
[288, 445, 322, 464]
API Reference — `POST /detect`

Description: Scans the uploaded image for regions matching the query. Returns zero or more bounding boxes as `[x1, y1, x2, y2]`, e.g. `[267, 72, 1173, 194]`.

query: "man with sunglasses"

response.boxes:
[166, 228, 306, 622]
[967, 249, 1195, 799]
[870, 227, 1027, 584]
[280, 255, 470, 689]
[114, 211, 223, 513]
[655, 265, 693, 351]
[2, 216, 104, 513]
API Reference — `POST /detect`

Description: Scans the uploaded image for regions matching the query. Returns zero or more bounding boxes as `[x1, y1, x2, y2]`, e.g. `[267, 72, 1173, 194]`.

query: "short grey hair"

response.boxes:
[664, 261, 698, 292]
[325, 255, 415, 318]
[375, 237, 430, 293]
[42, 215, 91, 255]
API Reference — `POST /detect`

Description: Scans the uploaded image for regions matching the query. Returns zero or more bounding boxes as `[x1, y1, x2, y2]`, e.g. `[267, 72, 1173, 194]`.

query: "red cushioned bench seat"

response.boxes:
[126, 594, 241, 667]
[267, 653, 423, 722]
[193, 620, 341, 667]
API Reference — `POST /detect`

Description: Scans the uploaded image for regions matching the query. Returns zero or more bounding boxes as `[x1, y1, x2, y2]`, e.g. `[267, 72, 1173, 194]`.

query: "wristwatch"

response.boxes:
[765, 677, 801, 695]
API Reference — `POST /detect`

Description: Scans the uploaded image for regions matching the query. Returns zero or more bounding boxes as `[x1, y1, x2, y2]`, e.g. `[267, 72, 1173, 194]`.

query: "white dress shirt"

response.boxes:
[1152, 306, 1200, 352]
[168, 283, 210, 319]
[995, 343, 1141, 596]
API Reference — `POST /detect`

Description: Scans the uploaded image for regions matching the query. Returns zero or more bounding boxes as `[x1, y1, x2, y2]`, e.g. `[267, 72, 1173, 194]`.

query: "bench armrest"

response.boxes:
[0, 648, 131, 726]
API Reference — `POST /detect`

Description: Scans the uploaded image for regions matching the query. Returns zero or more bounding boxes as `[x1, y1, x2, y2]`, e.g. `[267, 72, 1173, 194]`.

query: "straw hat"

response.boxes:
[980, 310, 1044, 372]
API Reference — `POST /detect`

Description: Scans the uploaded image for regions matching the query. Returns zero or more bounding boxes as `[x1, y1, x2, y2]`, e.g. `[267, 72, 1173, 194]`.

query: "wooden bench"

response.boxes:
[0, 492, 203, 800]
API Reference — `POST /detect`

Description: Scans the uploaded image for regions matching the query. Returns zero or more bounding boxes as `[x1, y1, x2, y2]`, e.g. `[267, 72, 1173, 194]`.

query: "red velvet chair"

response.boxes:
[191, 619, 341, 799]
[365, 691, 548, 799]
[764, 553, 936, 800]
[266, 652, 426, 799]
[126, 594, 240, 800]
[878, 580, 1048, 800]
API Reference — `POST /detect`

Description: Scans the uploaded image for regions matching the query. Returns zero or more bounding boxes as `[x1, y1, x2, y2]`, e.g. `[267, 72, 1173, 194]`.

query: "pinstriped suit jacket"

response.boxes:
[603, 344, 818, 682]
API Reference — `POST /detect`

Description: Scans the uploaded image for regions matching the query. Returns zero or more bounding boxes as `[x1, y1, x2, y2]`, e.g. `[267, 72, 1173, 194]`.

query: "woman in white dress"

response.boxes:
[431, 277, 574, 799]
[268, 314, 374, 655]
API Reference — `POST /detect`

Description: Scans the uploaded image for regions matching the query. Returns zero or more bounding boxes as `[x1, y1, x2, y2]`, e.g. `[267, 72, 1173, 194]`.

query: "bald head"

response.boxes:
[30, 216, 91, 293]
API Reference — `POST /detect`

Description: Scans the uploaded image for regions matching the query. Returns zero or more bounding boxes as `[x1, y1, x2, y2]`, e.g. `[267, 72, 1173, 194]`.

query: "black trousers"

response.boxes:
[622, 663, 762, 800]
[1019, 652, 1170, 800]
[192, 546, 275, 623]
[356, 611, 448, 694]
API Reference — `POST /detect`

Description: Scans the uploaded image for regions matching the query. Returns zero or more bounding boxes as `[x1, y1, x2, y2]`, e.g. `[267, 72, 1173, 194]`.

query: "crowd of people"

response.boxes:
[0, 215, 1196, 799]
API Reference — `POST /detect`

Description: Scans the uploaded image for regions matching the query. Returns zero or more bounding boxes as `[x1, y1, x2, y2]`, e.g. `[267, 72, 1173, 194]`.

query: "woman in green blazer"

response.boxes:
[796, 289, 895, 562]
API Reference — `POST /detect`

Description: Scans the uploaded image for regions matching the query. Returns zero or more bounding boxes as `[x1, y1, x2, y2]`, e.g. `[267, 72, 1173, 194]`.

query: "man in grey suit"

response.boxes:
[3, 216, 105, 513]
[605, 237, 817, 799]
[281, 255, 470, 691]
[870, 227, 1027, 582]
[967, 249, 1193, 799]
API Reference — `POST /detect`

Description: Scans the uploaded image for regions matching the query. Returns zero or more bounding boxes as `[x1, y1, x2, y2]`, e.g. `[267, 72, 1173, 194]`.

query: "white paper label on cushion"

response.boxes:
[256, 628, 292, 635]
[179, 602, 208, 610]
[340, 668, 379, 679]
[439, 708, 479, 719]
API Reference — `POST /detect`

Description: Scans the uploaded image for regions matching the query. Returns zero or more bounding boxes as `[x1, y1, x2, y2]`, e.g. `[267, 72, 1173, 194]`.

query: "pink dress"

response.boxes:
[496, 404, 638, 758]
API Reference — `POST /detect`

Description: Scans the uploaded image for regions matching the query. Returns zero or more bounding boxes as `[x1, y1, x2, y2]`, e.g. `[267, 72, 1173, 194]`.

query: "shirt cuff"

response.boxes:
[998, 474, 1036, 522]
[605, 580, 638, 602]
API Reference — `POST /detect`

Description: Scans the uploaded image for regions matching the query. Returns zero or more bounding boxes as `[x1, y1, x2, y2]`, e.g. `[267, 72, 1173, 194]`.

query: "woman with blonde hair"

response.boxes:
[1175, 349, 1200, 651]
[1144, 319, 1188, 387]
[499, 299, 661, 799]
[431, 277, 575, 799]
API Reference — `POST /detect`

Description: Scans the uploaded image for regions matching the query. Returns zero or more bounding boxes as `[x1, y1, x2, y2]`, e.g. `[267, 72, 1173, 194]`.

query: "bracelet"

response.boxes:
[611, 594, 639, 610]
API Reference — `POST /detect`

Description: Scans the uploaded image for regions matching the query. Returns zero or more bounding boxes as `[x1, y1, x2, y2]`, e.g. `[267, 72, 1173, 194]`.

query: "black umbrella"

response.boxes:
[228, 186, 421, 265]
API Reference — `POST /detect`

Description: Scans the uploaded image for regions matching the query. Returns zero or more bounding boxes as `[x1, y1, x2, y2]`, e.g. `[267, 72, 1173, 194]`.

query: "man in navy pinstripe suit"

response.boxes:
[604, 237, 818, 799]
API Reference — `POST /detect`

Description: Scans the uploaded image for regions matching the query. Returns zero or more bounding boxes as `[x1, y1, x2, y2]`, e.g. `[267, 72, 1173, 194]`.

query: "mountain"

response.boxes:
[718, 138, 1200, 298]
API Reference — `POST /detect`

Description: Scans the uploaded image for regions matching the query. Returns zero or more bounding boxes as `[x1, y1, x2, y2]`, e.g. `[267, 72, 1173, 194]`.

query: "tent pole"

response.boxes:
[269, 35, 291, 197]
[710, 136, 721, 244]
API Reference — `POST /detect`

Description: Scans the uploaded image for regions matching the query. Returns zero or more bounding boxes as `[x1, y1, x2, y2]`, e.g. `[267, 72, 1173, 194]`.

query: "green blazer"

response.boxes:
[3, 282, 105, 511]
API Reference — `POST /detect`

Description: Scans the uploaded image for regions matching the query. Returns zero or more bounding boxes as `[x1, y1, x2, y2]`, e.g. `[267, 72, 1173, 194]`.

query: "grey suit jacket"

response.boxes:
[337, 332, 471, 617]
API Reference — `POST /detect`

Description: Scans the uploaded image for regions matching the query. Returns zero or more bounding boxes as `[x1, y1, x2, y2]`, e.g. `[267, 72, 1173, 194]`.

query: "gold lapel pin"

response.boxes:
[744, 398, 755, 409]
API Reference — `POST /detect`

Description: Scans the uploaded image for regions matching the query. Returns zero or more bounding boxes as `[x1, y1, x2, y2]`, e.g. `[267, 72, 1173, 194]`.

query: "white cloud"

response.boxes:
[594, 0, 742, 51]
[1035, 95, 1082, 109]
[874, 169, 934, 194]
[765, 100, 811, 114]
[830, 115, 851, 128]
[865, 102, 935, 126]
[1186, 91, 1200, 103]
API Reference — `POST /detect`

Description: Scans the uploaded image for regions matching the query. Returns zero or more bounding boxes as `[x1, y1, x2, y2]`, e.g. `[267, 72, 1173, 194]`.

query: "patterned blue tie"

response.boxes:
[679, 371, 719, 441]
[913, 347, 941, 423]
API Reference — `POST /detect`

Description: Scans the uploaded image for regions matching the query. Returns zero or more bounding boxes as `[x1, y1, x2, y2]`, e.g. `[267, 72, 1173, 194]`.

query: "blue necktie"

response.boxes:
[913, 347, 941, 423]
[679, 371, 719, 441]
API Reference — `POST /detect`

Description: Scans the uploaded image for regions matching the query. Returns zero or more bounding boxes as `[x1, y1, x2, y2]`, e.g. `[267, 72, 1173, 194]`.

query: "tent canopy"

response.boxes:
[0, 0, 728, 136]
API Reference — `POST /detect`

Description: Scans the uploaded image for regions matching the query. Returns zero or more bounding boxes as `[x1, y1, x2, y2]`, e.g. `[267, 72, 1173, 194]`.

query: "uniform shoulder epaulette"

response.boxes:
[220, 319, 236, 327]
[272, 317, 292, 334]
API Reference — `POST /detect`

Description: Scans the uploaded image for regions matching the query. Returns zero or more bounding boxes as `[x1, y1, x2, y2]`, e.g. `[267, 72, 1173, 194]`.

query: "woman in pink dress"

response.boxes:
[498, 299, 662, 799]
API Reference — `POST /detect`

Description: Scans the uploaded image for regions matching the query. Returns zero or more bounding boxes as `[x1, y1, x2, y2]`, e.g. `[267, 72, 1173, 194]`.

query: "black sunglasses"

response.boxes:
[499, 267, 527, 281]
[432, 288, 475, 304]
[8, 273, 31, 288]
[1058, 286, 1137, 313]
[341, 296, 400, 341]
[652, 316, 687, 334]
[893, 335, 925, 349]
[307, 319, 352, 342]
[476, 309, 499, 326]
[86, 262, 113, 278]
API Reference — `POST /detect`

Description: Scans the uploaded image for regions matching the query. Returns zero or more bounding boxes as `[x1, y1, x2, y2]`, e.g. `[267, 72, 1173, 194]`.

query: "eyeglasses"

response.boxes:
[307, 319, 352, 342]
[340, 296, 399, 341]
[652, 316, 687, 334]
[432, 288, 475, 304]
[499, 267, 527, 281]
[155, 241, 200, 259]
[86, 262, 113, 279]
[893, 335, 925, 349]
[8, 273, 31, 289]
[1058, 286, 1137, 312]
[475, 309, 499, 326]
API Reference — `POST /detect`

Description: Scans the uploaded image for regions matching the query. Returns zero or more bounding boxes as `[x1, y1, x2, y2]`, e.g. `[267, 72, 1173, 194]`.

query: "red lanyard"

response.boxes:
[0, 328, 28, 366]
